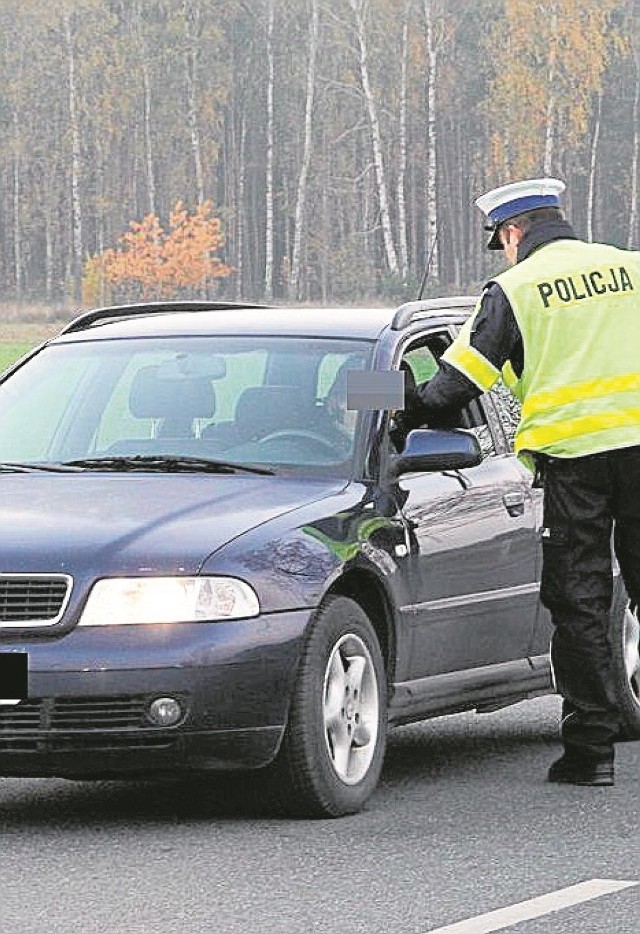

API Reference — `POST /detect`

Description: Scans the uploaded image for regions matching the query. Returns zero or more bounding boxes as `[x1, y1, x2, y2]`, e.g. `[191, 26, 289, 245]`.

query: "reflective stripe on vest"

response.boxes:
[501, 360, 523, 401]
[442, 301, 500, 391]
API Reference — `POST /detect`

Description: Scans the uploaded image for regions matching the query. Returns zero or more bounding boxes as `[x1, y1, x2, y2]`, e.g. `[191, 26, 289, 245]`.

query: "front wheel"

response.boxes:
[271, 595, 387, 817]
[611, 585, 640, 739]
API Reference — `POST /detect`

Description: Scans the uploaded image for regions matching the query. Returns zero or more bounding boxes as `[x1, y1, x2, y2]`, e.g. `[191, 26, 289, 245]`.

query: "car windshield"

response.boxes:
[0, 335, 374, 477]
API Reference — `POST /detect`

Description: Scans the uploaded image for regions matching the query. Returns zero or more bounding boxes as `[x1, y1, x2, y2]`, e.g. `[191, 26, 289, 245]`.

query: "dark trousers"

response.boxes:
[540, 446, 640, 761]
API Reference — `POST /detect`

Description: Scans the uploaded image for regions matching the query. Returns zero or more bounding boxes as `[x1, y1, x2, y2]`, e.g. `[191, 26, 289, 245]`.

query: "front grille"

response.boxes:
[51, 697, 148, 730]
[0, 696, 149, 732]
[0, 575, 72, 627]
[0, 701, 41, 730]
[0, 695, 184, 754]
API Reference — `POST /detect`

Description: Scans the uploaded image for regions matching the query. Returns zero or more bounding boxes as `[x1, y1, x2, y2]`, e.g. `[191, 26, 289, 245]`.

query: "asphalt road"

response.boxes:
[1, 696, 639, 934]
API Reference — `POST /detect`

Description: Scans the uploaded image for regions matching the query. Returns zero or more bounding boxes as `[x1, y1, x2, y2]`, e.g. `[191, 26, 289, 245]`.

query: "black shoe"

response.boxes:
[547, 754, 614, 786]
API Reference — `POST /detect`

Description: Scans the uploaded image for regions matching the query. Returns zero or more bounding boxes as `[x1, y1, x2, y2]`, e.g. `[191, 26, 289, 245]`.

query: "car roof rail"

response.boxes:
[391, 296, 478, 331]
[60, 301, 272, 334]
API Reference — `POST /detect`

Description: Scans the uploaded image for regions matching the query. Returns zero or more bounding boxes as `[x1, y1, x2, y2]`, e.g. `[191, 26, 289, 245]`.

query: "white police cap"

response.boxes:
[476, 177, 565, 250]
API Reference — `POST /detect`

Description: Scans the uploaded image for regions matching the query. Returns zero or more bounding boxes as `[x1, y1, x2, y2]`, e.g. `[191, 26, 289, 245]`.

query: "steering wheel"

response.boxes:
[256, 429, 344, 456]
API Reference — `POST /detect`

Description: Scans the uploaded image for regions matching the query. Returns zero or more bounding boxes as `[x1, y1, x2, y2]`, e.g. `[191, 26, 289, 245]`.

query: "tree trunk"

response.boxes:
[396, 6, 410, 281]
[133, 0, 156, 216]
[184, 0, 204, 206]
[12, 112, 22, 299]
[587, 89, 602, 242]
[543, 12, 558, 175]
[142, 60, 156, 216]
[45, 203, 54, 301]
[349, 0, 399, 277]
[236, 114, 246, 299]
[264, 0, 275, 299]
[424, 0, 439, 283]
[290, 0, 319, 300]
[629, 50, 640, 248]
[320, 146, 330, 302]
[63, 10, 83, 303]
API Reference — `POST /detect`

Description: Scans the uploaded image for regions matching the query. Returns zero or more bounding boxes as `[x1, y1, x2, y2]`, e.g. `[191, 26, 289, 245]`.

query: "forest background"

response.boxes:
[1, 0, 640, 325]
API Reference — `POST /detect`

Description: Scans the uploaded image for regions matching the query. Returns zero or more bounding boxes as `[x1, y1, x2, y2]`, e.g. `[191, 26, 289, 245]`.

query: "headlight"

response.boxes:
[78, 576, 260, 626]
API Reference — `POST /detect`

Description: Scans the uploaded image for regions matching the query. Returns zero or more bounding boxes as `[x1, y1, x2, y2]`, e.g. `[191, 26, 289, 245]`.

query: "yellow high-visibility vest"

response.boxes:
[443, 239, 640, 464]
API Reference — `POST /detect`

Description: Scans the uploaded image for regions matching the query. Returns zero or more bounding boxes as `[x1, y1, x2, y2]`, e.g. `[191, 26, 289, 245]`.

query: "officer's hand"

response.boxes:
[389, 412, 409, 452]
[389, 383, 426, 451]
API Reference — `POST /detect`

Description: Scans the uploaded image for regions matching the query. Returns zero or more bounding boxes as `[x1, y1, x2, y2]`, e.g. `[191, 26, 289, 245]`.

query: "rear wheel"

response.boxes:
[272, 595, 387, 817]
[611, 584, 640, 739]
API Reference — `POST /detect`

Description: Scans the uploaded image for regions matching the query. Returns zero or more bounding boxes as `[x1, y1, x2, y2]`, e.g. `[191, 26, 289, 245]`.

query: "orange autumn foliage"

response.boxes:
[84, 200, 232, 304]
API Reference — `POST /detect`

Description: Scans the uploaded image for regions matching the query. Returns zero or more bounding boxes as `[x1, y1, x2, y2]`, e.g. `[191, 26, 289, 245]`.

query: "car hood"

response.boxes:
[0, 473, 345, 575]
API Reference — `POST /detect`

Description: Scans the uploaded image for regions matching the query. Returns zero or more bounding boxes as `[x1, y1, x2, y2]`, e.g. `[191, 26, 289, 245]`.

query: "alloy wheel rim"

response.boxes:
[623, 606, 640, 710]
[322, 633, 379, 785]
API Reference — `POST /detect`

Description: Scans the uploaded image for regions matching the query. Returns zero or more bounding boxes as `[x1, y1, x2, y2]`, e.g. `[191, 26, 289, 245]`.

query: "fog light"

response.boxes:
[148, 696, 182, 726]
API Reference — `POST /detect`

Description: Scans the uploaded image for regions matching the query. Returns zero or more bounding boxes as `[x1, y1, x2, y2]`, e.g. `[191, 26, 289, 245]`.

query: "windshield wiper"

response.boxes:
[62, 454, 276, 476]
[0, 461, 83, 473]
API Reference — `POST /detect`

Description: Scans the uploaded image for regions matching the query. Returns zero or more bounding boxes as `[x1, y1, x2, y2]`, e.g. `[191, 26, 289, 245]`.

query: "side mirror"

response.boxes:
[391, 428, 482, 476]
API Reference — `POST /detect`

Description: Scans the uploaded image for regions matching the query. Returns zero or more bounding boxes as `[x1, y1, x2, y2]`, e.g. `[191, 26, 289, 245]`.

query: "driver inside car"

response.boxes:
[321, 356, 370, 454]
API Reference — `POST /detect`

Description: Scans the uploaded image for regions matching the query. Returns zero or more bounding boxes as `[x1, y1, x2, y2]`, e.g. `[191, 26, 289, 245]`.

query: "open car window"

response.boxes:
[402, 345, 439, 384]
[398, 331, 497, 459]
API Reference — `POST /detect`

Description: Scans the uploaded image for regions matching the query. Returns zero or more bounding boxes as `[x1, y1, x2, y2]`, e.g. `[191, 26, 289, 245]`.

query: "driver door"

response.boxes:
[395, 335, 539, 681]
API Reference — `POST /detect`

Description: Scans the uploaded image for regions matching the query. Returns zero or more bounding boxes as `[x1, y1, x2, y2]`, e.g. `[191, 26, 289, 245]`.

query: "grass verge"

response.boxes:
[0, 343, 33, 372]
[0, 322, 63, 372]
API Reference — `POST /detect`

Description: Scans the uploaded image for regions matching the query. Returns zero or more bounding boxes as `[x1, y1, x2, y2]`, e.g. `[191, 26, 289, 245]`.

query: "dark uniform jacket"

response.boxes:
[396, 218, 578, 437]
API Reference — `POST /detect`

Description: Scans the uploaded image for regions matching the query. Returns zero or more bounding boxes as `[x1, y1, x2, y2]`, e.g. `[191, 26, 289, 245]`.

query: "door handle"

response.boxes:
[502, 491, 525, 517]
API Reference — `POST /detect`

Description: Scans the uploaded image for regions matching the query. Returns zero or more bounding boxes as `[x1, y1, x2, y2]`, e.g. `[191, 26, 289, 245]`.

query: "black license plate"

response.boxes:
[0, 653, 28, 704]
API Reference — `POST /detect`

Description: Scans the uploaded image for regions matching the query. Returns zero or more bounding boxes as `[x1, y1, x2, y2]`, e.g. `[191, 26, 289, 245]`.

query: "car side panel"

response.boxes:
[397, 453, 538, 680]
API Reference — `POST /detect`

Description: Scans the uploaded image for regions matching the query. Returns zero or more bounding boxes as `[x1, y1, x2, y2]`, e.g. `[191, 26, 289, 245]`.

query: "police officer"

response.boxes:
[393, 177, 640, 786]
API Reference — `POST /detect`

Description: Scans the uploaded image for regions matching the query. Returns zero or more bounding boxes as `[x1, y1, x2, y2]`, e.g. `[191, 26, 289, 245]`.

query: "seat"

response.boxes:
[128, 365, 216, 439]
[202, 385, 317, 446]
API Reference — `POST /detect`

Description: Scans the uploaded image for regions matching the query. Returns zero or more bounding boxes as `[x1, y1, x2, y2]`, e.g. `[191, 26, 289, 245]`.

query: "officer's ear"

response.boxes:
[499, 224, 512, 245]
[504, 223, 525, 244]
[499, 223, 524, 263]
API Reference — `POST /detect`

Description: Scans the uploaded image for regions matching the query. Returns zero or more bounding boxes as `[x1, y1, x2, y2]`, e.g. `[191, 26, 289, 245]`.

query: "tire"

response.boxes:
[271, 595, 387, 818]
[610, 581, 640, 740]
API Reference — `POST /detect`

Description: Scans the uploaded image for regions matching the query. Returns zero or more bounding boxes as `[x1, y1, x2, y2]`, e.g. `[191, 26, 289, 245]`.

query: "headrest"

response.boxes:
[129, 365, 215, 419]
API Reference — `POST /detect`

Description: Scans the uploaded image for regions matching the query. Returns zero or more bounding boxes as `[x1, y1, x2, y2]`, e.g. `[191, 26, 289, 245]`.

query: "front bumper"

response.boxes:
[0, 609, 311, 777]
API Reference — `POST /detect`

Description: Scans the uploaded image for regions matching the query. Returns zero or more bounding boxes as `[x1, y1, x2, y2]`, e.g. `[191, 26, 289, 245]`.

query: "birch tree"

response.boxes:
[542, 9, 558, 175]
[132, 0, 157, 216]
[587, 89, 602, 242]
[396, 0, 411, 281]
[183, 0, 205, 206]
[264, 0, 275, 299]
[348, 0, 399, 277]
[61, 9, 84, 301]
[289, 0, 319, 299]
[1, 8, 28, 298]
[236, 115, 247, 299]
[627, 5, 640, 247]
[423, 0, 439, 283]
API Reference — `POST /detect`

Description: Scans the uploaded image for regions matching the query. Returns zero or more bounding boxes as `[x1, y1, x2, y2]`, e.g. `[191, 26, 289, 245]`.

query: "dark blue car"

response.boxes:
[0, 299, 637, 817]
